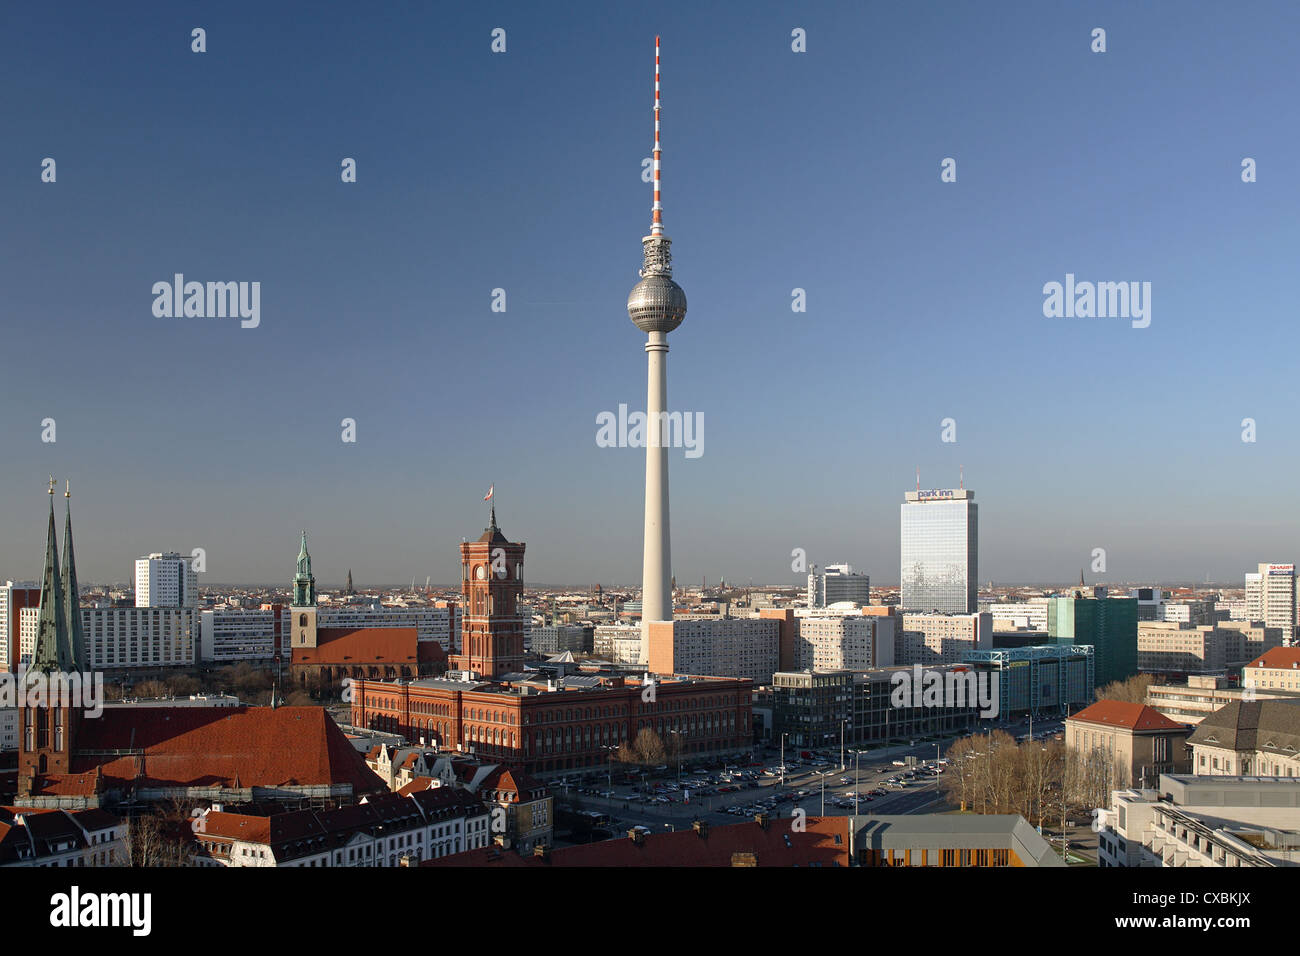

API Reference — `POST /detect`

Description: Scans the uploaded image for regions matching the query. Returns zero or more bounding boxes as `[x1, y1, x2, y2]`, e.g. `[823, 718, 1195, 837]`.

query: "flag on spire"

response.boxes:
[484, 485, 494, 501]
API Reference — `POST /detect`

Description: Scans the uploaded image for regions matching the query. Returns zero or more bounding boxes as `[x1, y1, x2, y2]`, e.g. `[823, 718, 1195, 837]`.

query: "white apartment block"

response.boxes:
[987, 599, 1049, 632]
[898, 612, 992, 666]
[315, 605, 460, 650]
[1099, 775, 1300, 867]
[1245, 563, 1296, 635]
[594, 624, 643, 665]
[201, 607, 279, 662]
[198, 604, 461, 664]
[796, 614, 895, 671]
[22, 606, 197, 671]
[135, 552, 199, 609]
[806, 564, 870, 608]
[0, 582, 40, 672]
[646, 618, 779, 684]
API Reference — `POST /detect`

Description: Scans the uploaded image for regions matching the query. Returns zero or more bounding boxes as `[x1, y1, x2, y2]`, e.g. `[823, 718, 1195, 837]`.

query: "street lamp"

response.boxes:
[780, 732, 789, 789]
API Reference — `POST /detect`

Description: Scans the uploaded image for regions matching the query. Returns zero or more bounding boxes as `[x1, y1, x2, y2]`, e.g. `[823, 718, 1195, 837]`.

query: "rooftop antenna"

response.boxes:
[959, 465, 964, 490]
[651, 35, 663, 237]
[915, 467, 920, 493]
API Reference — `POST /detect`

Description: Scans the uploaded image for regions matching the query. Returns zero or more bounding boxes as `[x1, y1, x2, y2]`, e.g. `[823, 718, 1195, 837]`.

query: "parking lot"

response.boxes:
[552, 715, 1073, 843]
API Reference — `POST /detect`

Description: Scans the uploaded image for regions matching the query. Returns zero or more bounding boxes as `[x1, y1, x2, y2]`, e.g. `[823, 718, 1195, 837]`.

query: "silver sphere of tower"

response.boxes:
[627, 273, 687, 334]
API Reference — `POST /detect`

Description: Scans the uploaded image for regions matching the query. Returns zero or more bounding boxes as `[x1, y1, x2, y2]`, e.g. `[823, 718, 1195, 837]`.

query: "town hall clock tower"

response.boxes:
[451, 503, 525, 679]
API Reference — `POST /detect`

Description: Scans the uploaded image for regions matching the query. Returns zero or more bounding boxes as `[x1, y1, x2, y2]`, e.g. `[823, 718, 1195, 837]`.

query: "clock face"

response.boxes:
[476, 565, 486, 580]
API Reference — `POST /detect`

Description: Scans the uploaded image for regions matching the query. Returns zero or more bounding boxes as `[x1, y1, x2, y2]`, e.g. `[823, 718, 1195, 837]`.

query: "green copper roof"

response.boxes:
[33, 495, 70, 672]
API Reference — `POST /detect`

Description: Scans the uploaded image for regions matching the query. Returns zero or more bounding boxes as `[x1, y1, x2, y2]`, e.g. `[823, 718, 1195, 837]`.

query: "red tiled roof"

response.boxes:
[1068, 700, 1186, 732]
[1247, 647, 1300, 670]
[479, 766, 547, 799]
[33, 706, 384, 795]
[427, 816, 851, 868]
[396, 776, 438, 796]
[293, 628, 419, 666]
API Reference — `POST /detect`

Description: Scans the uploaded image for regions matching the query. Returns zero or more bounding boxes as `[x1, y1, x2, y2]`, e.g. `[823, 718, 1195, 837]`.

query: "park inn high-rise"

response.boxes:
[900, 489, 977, 614]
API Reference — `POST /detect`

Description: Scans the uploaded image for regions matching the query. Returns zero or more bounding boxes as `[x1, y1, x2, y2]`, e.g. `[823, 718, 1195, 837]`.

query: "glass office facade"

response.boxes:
[900, 491, 977, 613]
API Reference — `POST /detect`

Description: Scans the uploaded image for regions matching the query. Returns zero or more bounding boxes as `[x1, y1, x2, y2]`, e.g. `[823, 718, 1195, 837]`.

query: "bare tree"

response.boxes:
[1095, 675, 1154, 704]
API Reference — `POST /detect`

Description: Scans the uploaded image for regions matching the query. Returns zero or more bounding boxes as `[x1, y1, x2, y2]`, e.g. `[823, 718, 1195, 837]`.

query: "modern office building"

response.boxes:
[134, 552, 198, 609]
[1245, 563, 1296, 637]
[900, 488, 977, 614]
[806, 564, 870, 608]
[963, 644, 1095, 718]
[1100, 774, 1300, 867]
[1136, 621, 1227, 677]
[769, 665, 983, 751]
[1161, 600, 1218, 626]
[1217, 619, 1284, 668]
[529, 625, 585, 656]
[898, 612, 992, 665]
[1047, 591, 1138, 687]
[1129, 587, 1165, 621]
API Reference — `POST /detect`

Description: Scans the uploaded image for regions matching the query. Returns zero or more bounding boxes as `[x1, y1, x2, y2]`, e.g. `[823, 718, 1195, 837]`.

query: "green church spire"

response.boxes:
[62, 481, 86, 671]
[33, 478, 71, 673]
[293, 530, 316, 607]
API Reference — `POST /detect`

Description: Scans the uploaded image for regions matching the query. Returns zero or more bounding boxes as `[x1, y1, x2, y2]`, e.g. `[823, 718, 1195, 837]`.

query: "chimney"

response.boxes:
[754, 812, 770, 830]
[692, 819, 708, 839]
[533, 843, 551, 862]
[627, 828, 646, 846]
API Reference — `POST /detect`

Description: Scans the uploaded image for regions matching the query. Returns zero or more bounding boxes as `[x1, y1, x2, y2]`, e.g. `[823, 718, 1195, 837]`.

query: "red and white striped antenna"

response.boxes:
[651, 35, 664, 236]
[959, 465, 964, 490]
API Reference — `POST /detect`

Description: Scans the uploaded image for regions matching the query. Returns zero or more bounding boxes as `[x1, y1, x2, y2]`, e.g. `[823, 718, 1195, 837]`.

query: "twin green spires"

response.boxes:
[293, 530, 317, 607]
[33, 478, 85, 673]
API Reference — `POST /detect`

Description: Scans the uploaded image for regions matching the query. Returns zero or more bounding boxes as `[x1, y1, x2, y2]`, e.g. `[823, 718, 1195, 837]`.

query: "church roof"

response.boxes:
[293, 628, 419, 666]
[32, 706, 385, 795]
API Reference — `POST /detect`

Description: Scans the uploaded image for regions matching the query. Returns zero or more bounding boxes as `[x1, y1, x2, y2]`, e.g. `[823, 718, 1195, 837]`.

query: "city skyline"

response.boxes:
[7, 1, 1300, 585]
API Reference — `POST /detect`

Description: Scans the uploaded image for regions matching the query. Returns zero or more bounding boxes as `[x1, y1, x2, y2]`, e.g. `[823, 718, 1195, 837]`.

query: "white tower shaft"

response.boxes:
[642, 332, 671, 637]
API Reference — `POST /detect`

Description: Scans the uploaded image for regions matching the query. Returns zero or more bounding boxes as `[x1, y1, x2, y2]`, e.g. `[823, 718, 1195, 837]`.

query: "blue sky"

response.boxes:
[2, 0, 1298, 588]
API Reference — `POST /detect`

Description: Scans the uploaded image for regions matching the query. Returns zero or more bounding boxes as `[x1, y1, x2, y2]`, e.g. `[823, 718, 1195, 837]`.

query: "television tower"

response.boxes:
[627, 36, 687, 660]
